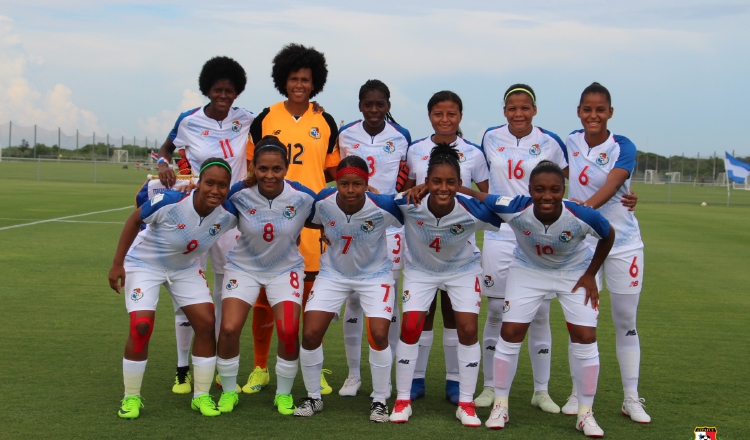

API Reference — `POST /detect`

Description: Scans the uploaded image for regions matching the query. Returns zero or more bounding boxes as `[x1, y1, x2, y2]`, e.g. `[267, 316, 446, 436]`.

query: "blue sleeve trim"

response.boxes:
[134, 181, 149, 208]
[409, 136, 428, 147]
[227, 181, 247, 199]
[168, 107, 201, 141]
[316, 187, 337, 202]
[287, 180, 318, 199]
[483, 194, 533, 214]
[221, 200, 239, 217]
[388, 122, 412, 145]
[539, 127, 568, 164]
[339, 120, 361, 135]
[140, 190, 183, 219]
[367, 193, 404, 225]
[563, 201, 611, 238]
[613, 135, 637, 174]
[456, 195, 502, 228]
[569, 128, 584, 136]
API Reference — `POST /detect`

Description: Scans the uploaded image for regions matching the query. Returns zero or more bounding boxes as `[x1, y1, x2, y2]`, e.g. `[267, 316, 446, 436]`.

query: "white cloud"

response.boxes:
[137, 89, 205, 139]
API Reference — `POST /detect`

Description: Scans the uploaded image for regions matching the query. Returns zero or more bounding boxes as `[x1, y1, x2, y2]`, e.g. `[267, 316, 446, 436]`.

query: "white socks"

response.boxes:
[213, 273, 224, 338]
[300, 346, 324, 399]
[413, 331, 433, 380]
[395, 340, 419, 400]
[481, 298, 504, 387]
[528, 299, 552, 392]
[571, 342, 599, 413]
[216, 355, 240, 394]
[174, 312, 193, 368]
[192, 355, 216, 397]
[370, 345, 393, 403]
[342, 293, 364, 380]
[275, 355, 299, 395]
[611, 292, 641, 395]
[123, 359, 147, 397]
[492, 337, 522, 398]
[456, 342, 480, 403]
[443, 328, 459, 382]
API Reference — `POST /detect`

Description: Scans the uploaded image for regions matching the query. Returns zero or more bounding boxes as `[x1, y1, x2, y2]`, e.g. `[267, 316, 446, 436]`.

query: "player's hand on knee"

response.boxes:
[574, 273, 599, 311]
[108, 265, 126, 293]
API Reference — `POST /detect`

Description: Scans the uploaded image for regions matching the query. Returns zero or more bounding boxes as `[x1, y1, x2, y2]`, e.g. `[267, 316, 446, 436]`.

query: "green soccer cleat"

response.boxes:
[273, 393, 296, 415]
[118, 395, 144, 419]
[217, 391, 239, 413]
[172, 371, 192, 394]
[320, 369, 333, 395]
[215, 373, 241, 393]
[191, 394, 221, 417]
[242, 366, 270, 394]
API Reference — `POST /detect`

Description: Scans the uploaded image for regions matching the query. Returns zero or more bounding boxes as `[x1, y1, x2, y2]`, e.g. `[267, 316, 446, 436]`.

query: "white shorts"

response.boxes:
[387, 228, 405, 271]
[402, 267, 482, 314]
[222, 266, 304, 307]
[306, 275, 395, 320]
[482, 240, 555, 300]
[503, 265, 599, 328]
[206, 227, 240, 275]
[124, 266, 212, 313]
[599, 243, 644, 295]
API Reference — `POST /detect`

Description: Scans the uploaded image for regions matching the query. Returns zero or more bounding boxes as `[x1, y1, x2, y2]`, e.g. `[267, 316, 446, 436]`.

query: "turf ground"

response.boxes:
[1, 162, 748, 439]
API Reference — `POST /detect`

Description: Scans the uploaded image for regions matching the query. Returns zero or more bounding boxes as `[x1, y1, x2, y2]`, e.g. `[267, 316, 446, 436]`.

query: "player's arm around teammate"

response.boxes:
[108, 158, 238, 419]
[295, 156, 404, 422]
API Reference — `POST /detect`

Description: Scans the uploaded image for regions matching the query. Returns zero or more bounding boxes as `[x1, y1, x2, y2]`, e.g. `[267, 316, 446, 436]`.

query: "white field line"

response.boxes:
[0, 206, 131, 231]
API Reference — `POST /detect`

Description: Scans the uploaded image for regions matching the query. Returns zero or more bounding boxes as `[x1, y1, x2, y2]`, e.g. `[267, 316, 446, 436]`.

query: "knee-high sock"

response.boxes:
[444, 328, 459, 382]
[611, 292, 641, 397]
[192, 355, 217, 397]
[370, 345, 393, 403]
[213, 273, 224, 338]
[300, 346, 323, 399]
[482, 298, 504, 387]
[493, 337, 522, 400]
[388, 275, 401, 356]
[252, 290, 274, 369]
[571, 342, 599, 414]
[275, 356, 299, 395]
[123, 359, 147, 397]
[216, 355, 240, 394]
[456, 342, 480, 403]
[395, 340, 419, 400]
[174, 312, 193, 368]
[528, 298, 552, 392]
[568, 337, 577, 395]
[413, 331, 433, 379]
[343, 293, 364, 379]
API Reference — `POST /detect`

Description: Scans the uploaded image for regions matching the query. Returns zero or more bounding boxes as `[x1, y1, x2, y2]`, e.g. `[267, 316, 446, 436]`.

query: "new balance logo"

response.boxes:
[179, 322, 192, 327]
[273, 130, 282, 135]
[346, 318, 358, 323]
[538, 348, 549, 354]
[391, 316, 397, 323]
[626, 329, 637, 336]
[398, 359, 410, 365]
[485, 345, 495, 351]
[465, 362, 478, 368]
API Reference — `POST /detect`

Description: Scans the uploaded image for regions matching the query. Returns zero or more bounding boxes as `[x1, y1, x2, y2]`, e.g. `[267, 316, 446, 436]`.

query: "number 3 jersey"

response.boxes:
[311, 189, 404, 279]
[125, 191, 239, 271]
[169, 106, 254, 185]
[483, 195, 611, 271]
[566, 131, 641, 247]
[395, 194, 501, 275]
[225, 180, 316, 275]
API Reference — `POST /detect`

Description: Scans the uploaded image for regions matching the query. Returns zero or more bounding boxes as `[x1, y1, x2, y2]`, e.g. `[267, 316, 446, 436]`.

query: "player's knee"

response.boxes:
[220, 320, 243, 341]
[400, 312, 425, 345]
[190, 314, 215, 336]
[366, 325, 389, 351]
[301, 327, 323, 350]
[456, 322, 478, 345]
[500, 323, 526, 343]
[129, 312, 154, 354]
[276, 302, 300, 354]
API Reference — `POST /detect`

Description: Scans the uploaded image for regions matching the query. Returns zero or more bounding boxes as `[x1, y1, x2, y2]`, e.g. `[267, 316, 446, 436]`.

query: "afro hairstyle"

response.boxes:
[198, 56, 247, 96]
[271, 43, 328, 99]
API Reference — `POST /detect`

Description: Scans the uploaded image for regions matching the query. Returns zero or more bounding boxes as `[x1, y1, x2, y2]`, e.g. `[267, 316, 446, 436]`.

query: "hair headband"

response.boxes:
[504, 88, 535, 104]
[200, 161, 232, 175]
[255, 143, 288, 156]
[335, 166, 369, 184]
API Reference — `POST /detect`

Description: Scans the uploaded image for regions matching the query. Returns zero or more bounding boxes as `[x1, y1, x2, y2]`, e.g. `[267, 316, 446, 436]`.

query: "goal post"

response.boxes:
[114, 149, 128, 163]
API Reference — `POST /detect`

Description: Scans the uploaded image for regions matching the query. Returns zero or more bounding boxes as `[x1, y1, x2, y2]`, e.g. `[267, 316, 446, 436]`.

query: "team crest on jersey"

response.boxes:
[502, 300, 510, 313]
[559, 230, 572, 242]
[177, 223, 186, 230]
[450, 224, 465, 235]
[361, 220, 375, 233]
[201, 130, 210, 136]
[457, 152, 467, 163]
[352, 143, 360, 149]
[693, 427, 718, 440]
[484, 275, 494, 288]
[225, 279, 238, 290]
[384, 141, 396, 153]
[231, 120, 241, 133]
[310, 127, 321, 140]
[209, 223, 221, 236]
[283, 206, 297, 219]
[131, 288, 144, 302]
[402, 290, 411, 303]
[529, 144, 541, 155]
[596, 153, 609, 165]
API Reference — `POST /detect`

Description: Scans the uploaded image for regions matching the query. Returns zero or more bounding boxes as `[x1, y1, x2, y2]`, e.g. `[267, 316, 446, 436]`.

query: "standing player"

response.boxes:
[336, 79, 411, 397]
[474, 84, 568, 412]
[389, 143, 500, 427]
[156, 56, 252, 392]
[242, 43, 340, 396]
[563, 82, 650, 424]
[460, 161, 614, 436]
[295, 156, 403, 421]
[402, 91, 489, 404]
[108, 158, 238, 418]
[214, 136, 317, 415]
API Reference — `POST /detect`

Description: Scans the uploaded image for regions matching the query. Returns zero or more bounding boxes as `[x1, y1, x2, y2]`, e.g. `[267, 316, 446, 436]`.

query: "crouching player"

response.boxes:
[108, 158, 238, 418]
[295, 156, 403, 422]
[461, 160, 614, 437]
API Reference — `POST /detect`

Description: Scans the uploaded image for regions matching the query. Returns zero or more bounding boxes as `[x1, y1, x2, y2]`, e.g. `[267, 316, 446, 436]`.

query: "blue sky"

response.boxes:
[1, 1, 748, 156]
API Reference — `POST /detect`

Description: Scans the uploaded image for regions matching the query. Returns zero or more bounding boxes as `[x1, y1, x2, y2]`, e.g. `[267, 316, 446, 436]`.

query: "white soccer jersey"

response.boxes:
[566, 131, 641, 247]
[406, 136, 489, 187]
[135, 178, 195, 209]
[338, 120, 411, 195]
[484, 195, 610, 271]
[395, 194, 501, 275]
[225, 180, 316, 275]
[125, 191, 239, 271]
[169, 106, 254, 185]
[482, 124, 568, 241]
[312, 188, 404, 279]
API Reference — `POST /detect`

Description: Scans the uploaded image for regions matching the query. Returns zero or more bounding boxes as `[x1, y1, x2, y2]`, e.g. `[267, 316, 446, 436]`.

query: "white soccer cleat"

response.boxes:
[369, 382, 392, 399]
[338, 376, 361, 397]
[455, 402, 481, 427]
[485, 404, 509, 429]
[531, 391, 561, 414]
[389, 399, 412, 423]
[474, 386, 495, 407]
[622, 396, 651, 424]
[561, 393, 579, 416]
[576, 410, 604, 438]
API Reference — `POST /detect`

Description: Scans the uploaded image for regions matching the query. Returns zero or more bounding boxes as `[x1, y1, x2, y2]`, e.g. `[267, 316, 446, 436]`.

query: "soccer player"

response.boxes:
[295, 156, 403, 422]
[242, 43, 339, 396]
[401, 91, 489, 404]
[108, 158, 238, 419]
[155, 56, 253, 392]
[460, 160, 614, 436]
[215, 135, 317, 415]
[389, 143, 500, 427]
[336, 79, 411, 397]
[474, 84, 568, 412]
[563, 82, 650, 424]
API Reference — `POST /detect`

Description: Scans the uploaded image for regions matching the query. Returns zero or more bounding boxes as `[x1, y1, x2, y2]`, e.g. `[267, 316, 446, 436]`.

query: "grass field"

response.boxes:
[1, 163, 749, 439]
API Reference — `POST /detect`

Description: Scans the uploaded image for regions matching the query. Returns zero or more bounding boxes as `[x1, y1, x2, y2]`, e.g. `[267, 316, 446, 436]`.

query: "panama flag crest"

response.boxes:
[724, 152, 750, 184]
[694, 426, 718, 440]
